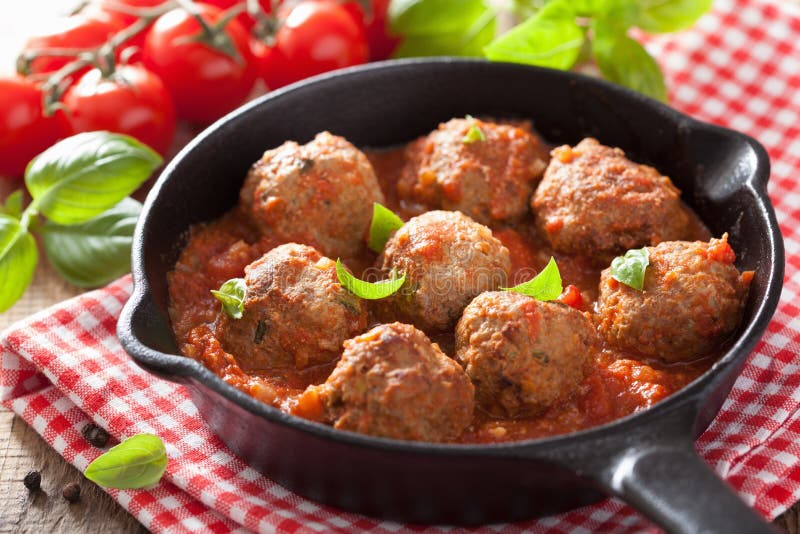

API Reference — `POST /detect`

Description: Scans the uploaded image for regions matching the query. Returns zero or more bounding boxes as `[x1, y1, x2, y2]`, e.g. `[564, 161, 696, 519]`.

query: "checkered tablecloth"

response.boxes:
[2, 0, 800, 531]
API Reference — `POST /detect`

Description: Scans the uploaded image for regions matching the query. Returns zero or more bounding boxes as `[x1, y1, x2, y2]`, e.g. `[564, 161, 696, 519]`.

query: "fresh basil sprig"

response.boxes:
[389, 0, 496, 57]
[84, 433, 168, 490]
[389, 0, 712, 101]
[336, 259, 406, 300]
[0, 132, 161, 313]
[211, 278, 247, 319]
[610, 247, 650, 290]
[368, 203, 404, 253]
[502, 257, 563, 301]
[0, 215, 38, 312]
[26, 132, 161, 225]
[41, 198, 142, 288]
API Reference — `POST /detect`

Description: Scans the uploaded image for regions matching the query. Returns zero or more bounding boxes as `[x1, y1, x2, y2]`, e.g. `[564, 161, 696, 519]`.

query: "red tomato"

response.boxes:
[142, 3, 257, 124]
[0, 78, 72, 179]
[62, 65, 176, 155]
[203, 0, 273, 31]
[22, 11, 126, 75]
[342, 0, 401, 60]
[256, 1, 368, 89]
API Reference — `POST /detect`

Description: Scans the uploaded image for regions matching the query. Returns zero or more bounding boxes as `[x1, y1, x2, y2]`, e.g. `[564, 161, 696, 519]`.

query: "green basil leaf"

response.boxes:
[0, 214, 38, 313]
[368, 203, 404, 253]
[336, 259, 405, 300]
[84, 433, 168, 490]
[390, 0, 496, 57]
[462, 125, 486, 144]
[593, 23, 667, 101]
[610, 247, 650, 290]
[634, 0, 712, 33]
[502, 257, 562, 301]
[484, 10, 584, 70]
[41, 197, 141, 288]
[25, 132, 161, 225]
[2, 190, 23, 218]
[211, 278, 247, 319]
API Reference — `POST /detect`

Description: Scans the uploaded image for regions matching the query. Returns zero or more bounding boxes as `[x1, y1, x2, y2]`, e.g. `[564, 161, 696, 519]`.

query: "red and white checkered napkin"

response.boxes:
[2, 0, 800, 531]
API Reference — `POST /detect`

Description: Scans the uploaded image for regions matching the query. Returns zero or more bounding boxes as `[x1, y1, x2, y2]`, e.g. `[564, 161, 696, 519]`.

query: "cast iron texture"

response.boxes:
[118, 59, 784, 533]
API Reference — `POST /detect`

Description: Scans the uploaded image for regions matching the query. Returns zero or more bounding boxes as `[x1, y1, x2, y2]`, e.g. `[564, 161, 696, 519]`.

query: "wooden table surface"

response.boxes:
[1, 1, 799, 532]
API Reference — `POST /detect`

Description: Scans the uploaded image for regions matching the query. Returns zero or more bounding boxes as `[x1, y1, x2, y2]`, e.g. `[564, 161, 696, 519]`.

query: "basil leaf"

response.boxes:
[502, 257, 562, 301]
[84, 434, 168, 490]
[390, 0, 496, 57]
[212, 278, 247, 319]
[2, 190, 23, 218]
[634, 0, 712, 33]
[592, 24, 667, 102]
[368, 203, 404, 253]
[462, 125, 486, 144]
[25, 132, 161, 225]
[41, 198, 141, 288]
[0, 214, 38, 313]
[484, 9, 585, 70]
[336, 259, 406, 300]
[610, 247, 650, 290]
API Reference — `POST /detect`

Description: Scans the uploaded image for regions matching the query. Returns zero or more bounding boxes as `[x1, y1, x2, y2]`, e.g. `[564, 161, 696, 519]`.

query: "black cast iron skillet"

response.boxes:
[118, 59, 784, 533]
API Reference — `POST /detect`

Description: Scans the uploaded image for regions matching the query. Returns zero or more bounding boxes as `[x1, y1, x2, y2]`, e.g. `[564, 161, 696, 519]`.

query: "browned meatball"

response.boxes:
[216, 243, 367, 372]
[532, 138, 689, 259]
[397, 118, 548, 225]
[597, 235, 751, 362]
[456, 291, 594, 418]
[240, 132, 385, 258]
[309, 322, 474, 441]
[377, 210, 511, 332]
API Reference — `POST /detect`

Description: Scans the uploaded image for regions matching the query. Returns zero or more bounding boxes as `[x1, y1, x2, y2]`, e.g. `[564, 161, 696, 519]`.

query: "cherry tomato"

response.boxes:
[256, 1, 368, 89]
[0, 78, 72, 179]
[341, 0, 401, 60]
[203, 0, 273, 31]
[142, 3, 257, 124]
[62, 65, 176, 155]
[22, 11, 126, 75]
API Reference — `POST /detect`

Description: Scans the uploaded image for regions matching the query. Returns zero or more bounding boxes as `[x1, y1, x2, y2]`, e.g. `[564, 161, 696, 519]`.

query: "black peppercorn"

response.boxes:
[81, 423, 110, 448]
[62, 482, 81, 503]
[23, 471, 41, 491]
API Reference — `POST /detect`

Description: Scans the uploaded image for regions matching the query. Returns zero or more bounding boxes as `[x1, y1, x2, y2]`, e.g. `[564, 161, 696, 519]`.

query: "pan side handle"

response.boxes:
[605, 438, 778, 534]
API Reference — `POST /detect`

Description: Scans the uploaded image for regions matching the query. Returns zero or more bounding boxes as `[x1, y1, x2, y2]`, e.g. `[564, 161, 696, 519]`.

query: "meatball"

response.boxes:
[456, 292, 594, 418]
[397, 118, 548, 225]
[240, 132, 385, 258]
[309, 322, 474, 441]
[216, 243, 367, 371]
[377, 210, 511, 332]
[532, 138, 689, 259]
[597, 235, 751, 362]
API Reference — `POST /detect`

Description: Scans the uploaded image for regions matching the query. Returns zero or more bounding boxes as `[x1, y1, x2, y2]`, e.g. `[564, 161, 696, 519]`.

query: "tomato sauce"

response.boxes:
[168, 145, 715, 443]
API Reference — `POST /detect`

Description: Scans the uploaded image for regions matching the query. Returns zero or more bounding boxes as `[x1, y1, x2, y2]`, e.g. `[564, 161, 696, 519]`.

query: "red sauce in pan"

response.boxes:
[168, 147, 715, 444]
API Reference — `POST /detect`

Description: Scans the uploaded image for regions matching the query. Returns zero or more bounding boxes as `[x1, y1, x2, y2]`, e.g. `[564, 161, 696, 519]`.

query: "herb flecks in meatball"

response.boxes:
[456, 291, 595, 418]
[532, 138, 689, 259]
[597, 235, 751, 362]
[398, 118, 547, 225]
[240, 132, 385, 258]
[216, 243, 367, 371]
[377, 210, 511, 332]
[304, 322, 474, 442]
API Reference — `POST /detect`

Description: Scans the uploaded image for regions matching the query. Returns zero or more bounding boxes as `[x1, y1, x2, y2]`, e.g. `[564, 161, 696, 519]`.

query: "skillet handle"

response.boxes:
[607, 439, 778, 534]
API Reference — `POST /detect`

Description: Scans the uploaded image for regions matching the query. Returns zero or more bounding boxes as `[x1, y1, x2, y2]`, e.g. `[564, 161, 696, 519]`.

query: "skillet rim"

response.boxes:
[118, 57, 785, 456]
